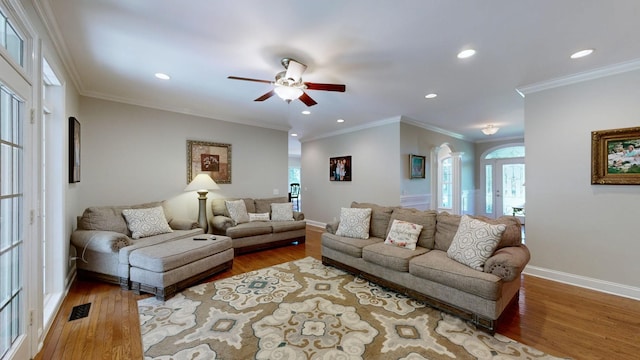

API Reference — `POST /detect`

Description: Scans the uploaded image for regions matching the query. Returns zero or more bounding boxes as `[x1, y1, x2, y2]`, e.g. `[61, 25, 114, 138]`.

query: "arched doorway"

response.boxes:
[431, 144, 463, 214]
[480, 144, 525, 223]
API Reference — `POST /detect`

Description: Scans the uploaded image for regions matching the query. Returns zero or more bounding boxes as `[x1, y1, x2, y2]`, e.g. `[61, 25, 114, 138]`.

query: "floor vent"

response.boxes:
[69, 303, 91, 321]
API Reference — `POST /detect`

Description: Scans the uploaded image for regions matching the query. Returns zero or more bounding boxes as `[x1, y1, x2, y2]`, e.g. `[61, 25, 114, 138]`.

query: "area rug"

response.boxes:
[138, 257, 565, 360]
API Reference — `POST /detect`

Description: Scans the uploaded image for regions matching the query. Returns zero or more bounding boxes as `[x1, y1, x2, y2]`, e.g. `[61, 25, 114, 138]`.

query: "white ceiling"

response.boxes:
[41, 1, 640, 155]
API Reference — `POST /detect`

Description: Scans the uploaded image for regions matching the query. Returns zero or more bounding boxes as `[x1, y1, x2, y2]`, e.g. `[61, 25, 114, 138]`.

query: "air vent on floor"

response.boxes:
[69, 303, 91, 321]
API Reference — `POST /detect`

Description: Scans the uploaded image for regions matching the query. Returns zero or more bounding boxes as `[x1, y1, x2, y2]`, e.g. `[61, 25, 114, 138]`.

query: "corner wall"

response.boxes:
[524, 68, 640, 297]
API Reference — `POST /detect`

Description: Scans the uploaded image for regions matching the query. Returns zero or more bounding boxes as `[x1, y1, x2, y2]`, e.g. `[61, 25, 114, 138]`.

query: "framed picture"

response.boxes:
[68, 117, 81, 183]
[329, 156, 352, 181]
[187, 140, 232, 184]
[410, 154, 426, 179]
[591, 126, 640, 185]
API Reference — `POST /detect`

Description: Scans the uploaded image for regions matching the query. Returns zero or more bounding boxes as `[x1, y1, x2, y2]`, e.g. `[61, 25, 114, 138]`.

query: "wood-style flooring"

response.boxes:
[35, 225, 640, 360]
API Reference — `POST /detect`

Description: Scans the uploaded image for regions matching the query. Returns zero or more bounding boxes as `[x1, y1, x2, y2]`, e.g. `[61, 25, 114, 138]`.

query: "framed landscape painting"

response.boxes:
[330, 156, 352, 181]
[187, 140, 232, 184]
[591, 126, 640, 185]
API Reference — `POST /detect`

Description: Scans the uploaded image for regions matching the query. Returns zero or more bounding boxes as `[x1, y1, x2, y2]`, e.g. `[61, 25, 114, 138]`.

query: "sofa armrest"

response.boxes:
[70, 230, 130, 254]
[293, 211, 305, 221]
[211, 215, 234, 234]
[325, 220, 340, 234]
[484, 244, 531, 282]
[169, 218, 200, 230]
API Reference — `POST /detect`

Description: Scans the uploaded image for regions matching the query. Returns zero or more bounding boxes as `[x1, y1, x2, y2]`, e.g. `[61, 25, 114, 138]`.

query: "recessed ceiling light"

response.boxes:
[457, 49, 476, 59]
[337, 119, 345, 123]
[301, 110, 311, 115]
[155, 73, 170, 80]
[570, 49, 594, 59]
[291, 133, 298, 137]
[425, 93, 437, 99]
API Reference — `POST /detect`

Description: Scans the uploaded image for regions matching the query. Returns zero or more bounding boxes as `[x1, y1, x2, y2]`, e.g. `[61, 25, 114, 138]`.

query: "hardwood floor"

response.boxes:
[35, 225, 639, 360]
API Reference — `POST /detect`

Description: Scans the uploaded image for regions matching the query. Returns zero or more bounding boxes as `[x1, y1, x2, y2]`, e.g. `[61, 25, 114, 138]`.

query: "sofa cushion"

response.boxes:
[212, 198, 255, 216]
[384, 219, 423, 250]
[225, 222, 272, 238]
[350, 202, 396, 239]
[77, 201, 163, 235]
[271, 202, 294, 221]
[122, 206, 174, 239]
[471, 215, 522, 249]
[271, 220, 306, 233]
[434, 212, 461, 251]
[249, 212, 270, 222]
[255, 196, 288, 213]
[409, 250, 502, 301]
[322, 232, 383, 258]
[386, 208, 437, 249]
[336, 207, 372, 239]
[447, 215, 506, 271]
[363, 242, 429, 272]
[225, 200, 250, 225]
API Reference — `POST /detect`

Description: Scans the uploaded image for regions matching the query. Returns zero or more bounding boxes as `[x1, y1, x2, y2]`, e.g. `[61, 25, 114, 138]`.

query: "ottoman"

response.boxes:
[129, 235, 233, 300]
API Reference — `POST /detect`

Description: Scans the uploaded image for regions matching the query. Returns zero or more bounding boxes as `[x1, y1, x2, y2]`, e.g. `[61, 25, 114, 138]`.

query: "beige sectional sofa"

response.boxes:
[70, 201, 204, 288]
[210, 196, 306, 254]
[321, 202, 530, 333]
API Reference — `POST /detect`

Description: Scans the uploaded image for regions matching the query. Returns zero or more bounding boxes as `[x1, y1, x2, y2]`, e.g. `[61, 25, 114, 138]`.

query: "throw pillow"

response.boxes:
[271, 202, 294, 221]
[447, 215, 506, 271]
[384, 219, 423, 250]
[122, 206, 173, 239]
[249, 212, 270, 222]
[336, 207, 372, 239]
[225, 200, 250, 225]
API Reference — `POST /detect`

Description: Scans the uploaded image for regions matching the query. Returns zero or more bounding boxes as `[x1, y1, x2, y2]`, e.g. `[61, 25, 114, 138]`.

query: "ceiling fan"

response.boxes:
[228, 58, 346, 107]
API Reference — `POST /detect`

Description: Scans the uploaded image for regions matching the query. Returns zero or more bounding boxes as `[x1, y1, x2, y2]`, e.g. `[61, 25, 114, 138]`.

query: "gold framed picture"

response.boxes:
[591, 126, 640, 185]
[187, 140, 232, 184]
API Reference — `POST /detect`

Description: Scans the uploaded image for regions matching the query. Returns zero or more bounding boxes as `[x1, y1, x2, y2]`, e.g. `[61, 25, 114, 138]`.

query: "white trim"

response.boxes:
[524, 265, 640, 301]
[400, 117, 466, 140]
[518, 58, 640, 95]
[301, 116, 401, 143]
[305, 219, 326, 229]
[400, 194, 430, 210]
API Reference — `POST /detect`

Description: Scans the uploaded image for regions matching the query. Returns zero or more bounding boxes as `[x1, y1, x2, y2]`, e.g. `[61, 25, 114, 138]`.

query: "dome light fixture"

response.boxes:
[274, 85, 304, 101]
[570, 48, 594, 59]
[457, 49, 476, 59]
[481, 124, 499, 135]
[425, 93, 437, 99]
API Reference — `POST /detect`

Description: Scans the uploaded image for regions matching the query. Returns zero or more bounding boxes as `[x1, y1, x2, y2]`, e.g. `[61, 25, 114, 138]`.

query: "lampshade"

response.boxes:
[481, 125, 499, 135]
[184, 174, 220, 192]
[274, 85, 304, 101]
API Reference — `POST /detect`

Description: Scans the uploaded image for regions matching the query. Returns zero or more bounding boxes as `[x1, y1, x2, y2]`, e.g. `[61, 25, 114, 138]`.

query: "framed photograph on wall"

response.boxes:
[409, 154, 426, 179]
[68, 117, 81, 183]
[329, 155, 352, 181]
[591, 126, 640, 185]
[187, 140, 232, 184]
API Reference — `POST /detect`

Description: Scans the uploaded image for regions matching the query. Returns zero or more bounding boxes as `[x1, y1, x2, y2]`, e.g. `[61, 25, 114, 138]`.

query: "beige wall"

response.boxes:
[77, 97, 289, 222]
[524, 68, 640, 297]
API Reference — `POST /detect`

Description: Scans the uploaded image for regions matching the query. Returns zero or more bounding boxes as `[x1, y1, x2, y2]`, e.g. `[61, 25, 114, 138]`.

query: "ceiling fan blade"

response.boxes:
[254, 90, 275, 101]
[285, 59, 307, 82]
[228, 76, 273, 84]
[304, 82, 346, 92]
[298, 92, 317, 107]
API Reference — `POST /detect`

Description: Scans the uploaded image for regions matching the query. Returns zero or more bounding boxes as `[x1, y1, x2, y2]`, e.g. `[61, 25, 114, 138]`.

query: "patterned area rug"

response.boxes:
[138, 257, 564, 360]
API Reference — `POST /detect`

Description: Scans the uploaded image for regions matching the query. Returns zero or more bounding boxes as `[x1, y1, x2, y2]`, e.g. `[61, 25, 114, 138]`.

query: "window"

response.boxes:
[440, 157, 452, 208]
[0, 9, 24, 67]
[0, 84, 24, 359]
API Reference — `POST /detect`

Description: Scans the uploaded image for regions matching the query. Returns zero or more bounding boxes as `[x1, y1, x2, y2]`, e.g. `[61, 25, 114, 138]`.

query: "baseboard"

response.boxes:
[305, 220, 326, 229]
[524, 265, 640, 301]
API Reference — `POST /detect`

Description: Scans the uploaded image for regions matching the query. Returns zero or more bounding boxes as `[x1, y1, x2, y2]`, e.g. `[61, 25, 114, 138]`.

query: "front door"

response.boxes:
[485, 158, 525, 223]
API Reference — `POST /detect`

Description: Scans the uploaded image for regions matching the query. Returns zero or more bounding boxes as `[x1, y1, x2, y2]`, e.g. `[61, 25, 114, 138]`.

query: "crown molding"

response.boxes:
[518, 58, 640, 95]
[300, 116, 401, 143]
[400, 116, 467, 140]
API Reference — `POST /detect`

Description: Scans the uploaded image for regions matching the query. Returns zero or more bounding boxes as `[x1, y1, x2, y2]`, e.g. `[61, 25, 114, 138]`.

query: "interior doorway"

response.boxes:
[481, 145, 525, 224]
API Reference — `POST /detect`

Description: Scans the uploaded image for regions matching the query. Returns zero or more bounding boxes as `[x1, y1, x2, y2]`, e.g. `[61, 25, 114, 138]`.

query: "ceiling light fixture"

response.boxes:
[274, 85, 304, 101]
[155, 72, 170, 80]
[337, 119, 345, 123]
[570, 48, 594, 59]
[301, 110, 311, 115]
[457, 49, 476, 59]
[425, 93, 437, 99]
[291, 133, 298, 137]
[481, 124, 499, 135]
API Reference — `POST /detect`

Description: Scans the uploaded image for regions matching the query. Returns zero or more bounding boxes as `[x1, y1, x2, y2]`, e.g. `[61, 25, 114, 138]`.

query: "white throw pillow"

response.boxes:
[122, 206, 173, 239]
[447, 215, 506, 271]
[336, 207, 372, 239]
[384, 219, 423, 250]
[225, 200, 250, 225]
[271, 203, 294, 221]
[249, 212, 270, 222]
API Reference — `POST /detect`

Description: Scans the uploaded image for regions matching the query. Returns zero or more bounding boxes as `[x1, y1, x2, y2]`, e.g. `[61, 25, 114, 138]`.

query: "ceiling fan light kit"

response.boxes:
[228, 58, 346, 107]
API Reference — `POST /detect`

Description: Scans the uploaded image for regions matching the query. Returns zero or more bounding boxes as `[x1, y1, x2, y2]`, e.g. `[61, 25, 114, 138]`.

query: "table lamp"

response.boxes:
[184, 174, 220, 233]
